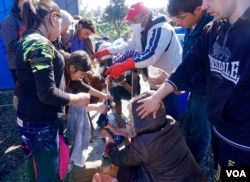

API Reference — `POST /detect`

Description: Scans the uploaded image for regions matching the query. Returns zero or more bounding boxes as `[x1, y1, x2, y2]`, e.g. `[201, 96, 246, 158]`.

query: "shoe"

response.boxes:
[67, 161, 73, 173]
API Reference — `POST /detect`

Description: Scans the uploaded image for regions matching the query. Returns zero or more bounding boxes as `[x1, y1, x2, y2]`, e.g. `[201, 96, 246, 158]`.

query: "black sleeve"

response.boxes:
[108, 141, 147, 168]
[169, 24, 211, 90]
[29, 41, 70, 106]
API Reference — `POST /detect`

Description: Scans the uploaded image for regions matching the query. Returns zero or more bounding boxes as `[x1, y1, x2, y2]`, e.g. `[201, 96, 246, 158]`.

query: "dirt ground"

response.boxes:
[0, 89, 215, 181]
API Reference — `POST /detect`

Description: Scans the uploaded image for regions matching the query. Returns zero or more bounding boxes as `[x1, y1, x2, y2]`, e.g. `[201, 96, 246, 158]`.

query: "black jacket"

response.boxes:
[169, 7, 250, 147]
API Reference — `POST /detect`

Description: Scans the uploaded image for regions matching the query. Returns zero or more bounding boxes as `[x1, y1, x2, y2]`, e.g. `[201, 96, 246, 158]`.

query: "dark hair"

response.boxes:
[65, 50, 92, 73]
[22, 0, 60, 30]
[167, 0, 202, 17]
[78, 17, 96, 33]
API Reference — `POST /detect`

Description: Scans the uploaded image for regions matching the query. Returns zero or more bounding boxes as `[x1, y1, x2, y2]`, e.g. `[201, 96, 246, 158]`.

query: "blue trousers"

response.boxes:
[182, 93, 211, 164]
[17, 118, 59, 182]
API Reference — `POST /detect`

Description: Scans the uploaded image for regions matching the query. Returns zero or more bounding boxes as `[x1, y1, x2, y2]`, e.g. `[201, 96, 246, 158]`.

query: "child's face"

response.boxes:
[69, 66, 87, 81]
[70, 70, 85, 80]
[171, 7, 204, 28]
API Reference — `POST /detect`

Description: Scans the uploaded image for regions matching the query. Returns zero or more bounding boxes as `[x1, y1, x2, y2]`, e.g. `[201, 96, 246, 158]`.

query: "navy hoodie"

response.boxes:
[169, 7, 250, 148]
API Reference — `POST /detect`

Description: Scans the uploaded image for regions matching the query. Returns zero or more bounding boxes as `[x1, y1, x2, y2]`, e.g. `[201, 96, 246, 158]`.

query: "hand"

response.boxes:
[105, 95, 114, 102]
[148, 69, 169, 85]
[136, 94, 160, 119]
[99, 128, 109, 138]
[105, 123, 119, 135]
[94, 49, 110, 62]
[76, 93, 90, 107]
[96, 103, 110, 114]
[105, 58, 135, 80]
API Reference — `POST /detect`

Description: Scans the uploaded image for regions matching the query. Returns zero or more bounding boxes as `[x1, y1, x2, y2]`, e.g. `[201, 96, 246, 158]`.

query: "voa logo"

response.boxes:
[226, 170, 247, 178]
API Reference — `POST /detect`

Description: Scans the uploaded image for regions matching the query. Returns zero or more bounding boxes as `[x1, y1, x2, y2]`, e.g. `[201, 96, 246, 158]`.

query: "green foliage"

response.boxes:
[101, 0, 128, 38]
[95, 22, 132, 41]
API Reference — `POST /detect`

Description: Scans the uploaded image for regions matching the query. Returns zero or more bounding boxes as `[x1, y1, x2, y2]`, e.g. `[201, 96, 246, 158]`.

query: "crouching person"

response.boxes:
[100, 91, 206, 182]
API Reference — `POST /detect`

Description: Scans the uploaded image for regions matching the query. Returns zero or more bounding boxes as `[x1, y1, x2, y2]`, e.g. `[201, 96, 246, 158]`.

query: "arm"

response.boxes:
[134, 26, 173, 68]
[137, 27, 210, 118]
[105, 123, 131, 138]
[28, 39, 90, 107]
[101, 129, 146, 167]
[88, 87, 107, 101]
[86, 103, 109, 113]
[108, 34, 137, 55]
[94, 35, 137, 61]
[104, 27, 175, 80]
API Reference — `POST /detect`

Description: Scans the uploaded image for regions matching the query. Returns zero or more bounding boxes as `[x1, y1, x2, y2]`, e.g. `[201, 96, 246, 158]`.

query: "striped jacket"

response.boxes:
[108, 15, 182, 74]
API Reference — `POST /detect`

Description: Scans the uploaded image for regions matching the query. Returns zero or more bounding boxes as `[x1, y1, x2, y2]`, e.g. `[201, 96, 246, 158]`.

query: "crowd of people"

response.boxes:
[0, 0, 249, 181]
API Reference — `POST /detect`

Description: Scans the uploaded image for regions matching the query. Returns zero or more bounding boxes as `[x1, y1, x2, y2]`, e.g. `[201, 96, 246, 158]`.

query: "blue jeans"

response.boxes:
[182, 93, 211, 164]
[17, 118, 59, 182]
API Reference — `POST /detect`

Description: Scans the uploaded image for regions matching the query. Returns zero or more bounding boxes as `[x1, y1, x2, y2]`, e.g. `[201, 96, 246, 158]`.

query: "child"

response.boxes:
[63, 50, 112, 168]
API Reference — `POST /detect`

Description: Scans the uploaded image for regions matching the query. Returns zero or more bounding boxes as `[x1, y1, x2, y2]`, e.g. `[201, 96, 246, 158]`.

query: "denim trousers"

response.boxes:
[17, 117, 59, 182]
[182, 93, 211, 164]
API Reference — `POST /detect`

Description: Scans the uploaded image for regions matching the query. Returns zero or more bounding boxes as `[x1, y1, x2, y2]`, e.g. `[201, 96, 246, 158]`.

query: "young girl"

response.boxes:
[15, 0, 90, 181]
[63, 50, 112, 168]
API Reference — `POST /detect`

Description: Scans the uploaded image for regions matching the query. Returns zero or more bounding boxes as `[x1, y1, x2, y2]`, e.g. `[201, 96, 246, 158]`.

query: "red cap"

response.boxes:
[123, 2, 149, 21]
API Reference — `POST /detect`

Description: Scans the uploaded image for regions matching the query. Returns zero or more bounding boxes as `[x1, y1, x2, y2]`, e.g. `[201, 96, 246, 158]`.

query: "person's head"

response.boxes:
[201, 0, 249, 23]
[124, 2, 151, 33]
[77, 17, 96, 40]
[126, 91, 168, 138]
[60, 9, 74, 35]
[168, 0, 205, 28]
[22, 0, 62, 42]
[65, 50, 92, 80]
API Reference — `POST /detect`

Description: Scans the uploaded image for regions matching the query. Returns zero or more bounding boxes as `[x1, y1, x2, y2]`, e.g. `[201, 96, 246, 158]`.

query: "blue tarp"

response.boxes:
[0, 0, 14, 90]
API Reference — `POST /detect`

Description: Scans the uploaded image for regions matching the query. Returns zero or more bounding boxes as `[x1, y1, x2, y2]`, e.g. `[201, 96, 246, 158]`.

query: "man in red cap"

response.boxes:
[123, 1, 150, 20]
[94, 2, 182, 120]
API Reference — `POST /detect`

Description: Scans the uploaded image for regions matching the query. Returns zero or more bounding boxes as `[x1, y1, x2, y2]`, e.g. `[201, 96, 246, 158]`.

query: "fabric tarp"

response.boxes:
[0, 0, 14, 90]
